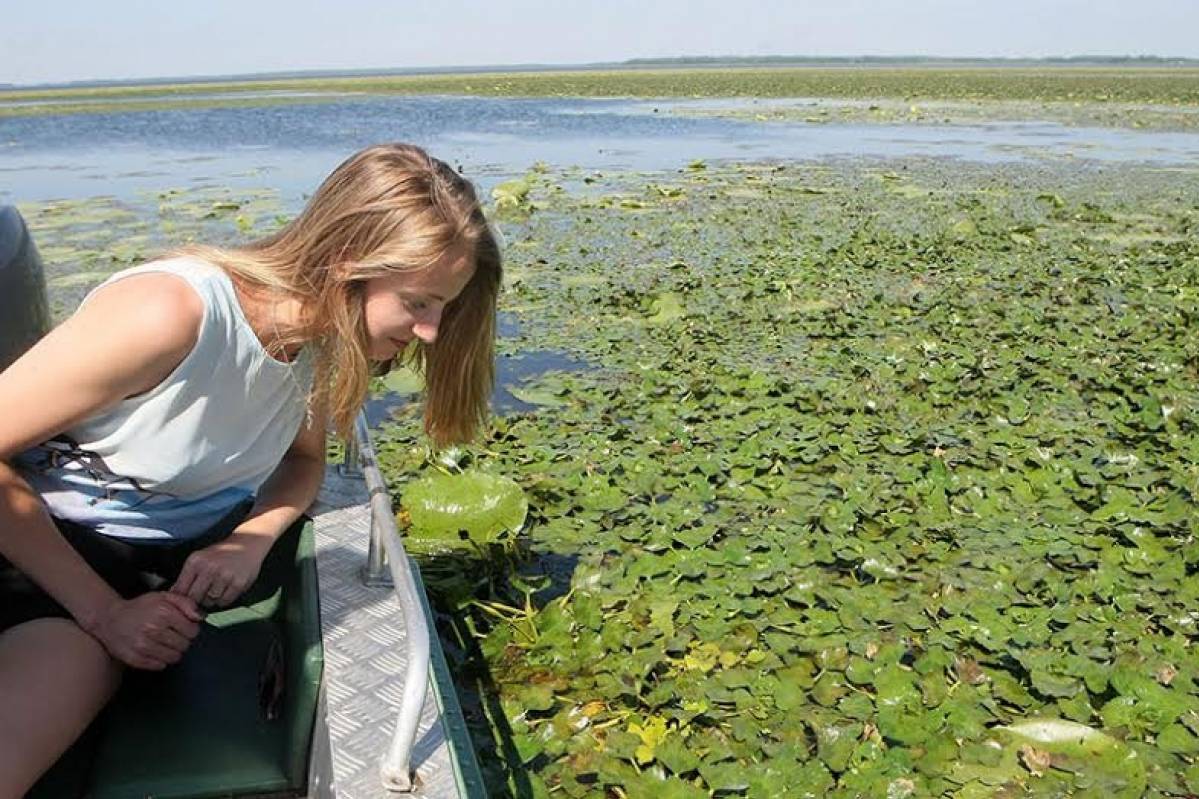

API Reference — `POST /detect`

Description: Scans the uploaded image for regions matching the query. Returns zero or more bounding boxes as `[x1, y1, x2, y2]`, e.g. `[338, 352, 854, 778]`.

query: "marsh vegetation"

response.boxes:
[13, 67, 1199, 797]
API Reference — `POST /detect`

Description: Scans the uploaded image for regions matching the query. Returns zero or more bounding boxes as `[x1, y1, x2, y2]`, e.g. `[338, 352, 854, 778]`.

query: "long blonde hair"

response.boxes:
[184, 143, 501, 445]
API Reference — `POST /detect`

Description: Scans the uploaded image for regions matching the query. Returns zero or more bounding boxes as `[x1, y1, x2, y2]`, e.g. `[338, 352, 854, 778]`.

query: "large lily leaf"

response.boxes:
[997, 719, 1147, 797]
[401, 470, 528, 544]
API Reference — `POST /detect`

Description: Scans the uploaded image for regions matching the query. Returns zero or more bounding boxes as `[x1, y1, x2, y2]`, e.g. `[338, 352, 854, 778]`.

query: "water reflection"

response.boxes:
[364, 313, 585, 426]
[363, 347, 588, 427]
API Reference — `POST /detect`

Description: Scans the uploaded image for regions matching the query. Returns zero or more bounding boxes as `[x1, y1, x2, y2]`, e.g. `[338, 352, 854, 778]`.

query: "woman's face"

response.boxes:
[362, 248, 475, 361]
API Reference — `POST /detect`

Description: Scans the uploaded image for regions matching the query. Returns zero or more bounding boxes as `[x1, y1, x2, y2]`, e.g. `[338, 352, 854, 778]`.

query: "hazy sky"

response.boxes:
[4, 0, 1197, 86]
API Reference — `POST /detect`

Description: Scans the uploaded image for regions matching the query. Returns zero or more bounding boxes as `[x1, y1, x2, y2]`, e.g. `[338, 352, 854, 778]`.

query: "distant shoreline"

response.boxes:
[3, 65, 1198, 121]
[4, 55, 1198, 92]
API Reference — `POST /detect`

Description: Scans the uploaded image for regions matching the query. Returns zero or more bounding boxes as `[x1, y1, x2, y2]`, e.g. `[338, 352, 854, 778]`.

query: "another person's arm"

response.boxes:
[0, 275, 206, 669]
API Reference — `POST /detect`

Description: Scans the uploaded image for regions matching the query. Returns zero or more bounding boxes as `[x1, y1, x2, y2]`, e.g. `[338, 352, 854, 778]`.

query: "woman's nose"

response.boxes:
[412, 308, 441, 344]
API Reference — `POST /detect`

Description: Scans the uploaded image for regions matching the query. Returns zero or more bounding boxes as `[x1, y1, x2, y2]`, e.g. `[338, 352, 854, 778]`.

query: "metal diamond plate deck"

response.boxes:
[311, 465, 461, 798]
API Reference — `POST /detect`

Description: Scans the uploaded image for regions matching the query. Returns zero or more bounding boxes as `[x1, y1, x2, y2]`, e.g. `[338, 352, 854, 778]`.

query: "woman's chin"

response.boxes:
[368, 344, 397, 361]
[368, 355, 396, 376]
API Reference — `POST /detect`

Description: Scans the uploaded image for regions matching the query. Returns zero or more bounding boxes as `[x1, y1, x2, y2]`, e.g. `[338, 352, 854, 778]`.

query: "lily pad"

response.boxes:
[998, 719, 1147, 796]
[401, 470, 528, 544]
[380, 365, 423, 395]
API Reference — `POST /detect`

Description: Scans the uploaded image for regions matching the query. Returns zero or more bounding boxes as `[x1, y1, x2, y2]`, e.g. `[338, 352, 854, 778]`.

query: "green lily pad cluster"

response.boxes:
[19, 186, 285, 318]
[678, 96, 1199, 133]
[373, 156, 1199, 796]
[23, 100, 1199, 795]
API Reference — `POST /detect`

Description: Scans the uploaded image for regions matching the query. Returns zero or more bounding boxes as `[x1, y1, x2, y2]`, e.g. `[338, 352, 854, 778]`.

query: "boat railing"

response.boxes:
[346, 412, 430, 793]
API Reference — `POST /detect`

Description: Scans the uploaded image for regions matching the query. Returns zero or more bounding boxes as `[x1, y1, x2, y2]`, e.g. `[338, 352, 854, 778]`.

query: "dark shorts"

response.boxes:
[0, 503, 251, 635]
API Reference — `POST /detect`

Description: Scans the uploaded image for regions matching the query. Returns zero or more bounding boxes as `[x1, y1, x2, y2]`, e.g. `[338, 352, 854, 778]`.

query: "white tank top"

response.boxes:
[17, 257, 315, 541]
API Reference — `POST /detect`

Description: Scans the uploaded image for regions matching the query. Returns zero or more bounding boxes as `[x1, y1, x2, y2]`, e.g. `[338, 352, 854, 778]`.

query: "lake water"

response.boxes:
[5, 93, 1197, 417]
[4, 94, 1199, 205]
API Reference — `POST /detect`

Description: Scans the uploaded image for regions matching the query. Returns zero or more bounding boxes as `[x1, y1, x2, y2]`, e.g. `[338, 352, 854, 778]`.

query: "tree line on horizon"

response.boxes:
[622, 54, 1199, 67]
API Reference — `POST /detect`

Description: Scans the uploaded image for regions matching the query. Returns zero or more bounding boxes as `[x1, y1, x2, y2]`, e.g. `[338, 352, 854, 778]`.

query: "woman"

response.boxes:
[0, 143, 502, 796]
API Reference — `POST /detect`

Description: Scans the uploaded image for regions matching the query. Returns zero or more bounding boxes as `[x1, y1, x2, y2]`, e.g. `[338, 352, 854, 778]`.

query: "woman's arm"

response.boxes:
[170, 398, 329, 607]
[0, 274, 207, 668]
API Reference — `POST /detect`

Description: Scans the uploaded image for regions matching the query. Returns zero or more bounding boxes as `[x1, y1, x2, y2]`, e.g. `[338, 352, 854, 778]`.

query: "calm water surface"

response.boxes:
[4, 95, 1199, 204]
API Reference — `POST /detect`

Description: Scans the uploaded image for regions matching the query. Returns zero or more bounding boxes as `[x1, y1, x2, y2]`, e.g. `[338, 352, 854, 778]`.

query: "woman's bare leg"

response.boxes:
[0, 618, 121, 798]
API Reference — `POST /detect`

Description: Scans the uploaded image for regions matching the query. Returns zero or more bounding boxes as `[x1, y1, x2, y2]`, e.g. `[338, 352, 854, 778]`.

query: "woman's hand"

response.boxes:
[90, 592, 204, 670]
[170, 534, 271, 609]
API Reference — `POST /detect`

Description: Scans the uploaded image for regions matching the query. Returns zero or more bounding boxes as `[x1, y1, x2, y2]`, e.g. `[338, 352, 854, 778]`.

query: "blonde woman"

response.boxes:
[0, 143, 501, 796]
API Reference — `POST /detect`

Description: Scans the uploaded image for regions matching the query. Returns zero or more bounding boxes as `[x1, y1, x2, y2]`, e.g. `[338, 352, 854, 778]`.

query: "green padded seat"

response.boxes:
[31, 519, 324, 799]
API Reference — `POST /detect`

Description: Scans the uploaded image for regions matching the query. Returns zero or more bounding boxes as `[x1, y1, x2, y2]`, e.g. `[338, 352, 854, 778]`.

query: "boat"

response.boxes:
[0, 204, 484, 798]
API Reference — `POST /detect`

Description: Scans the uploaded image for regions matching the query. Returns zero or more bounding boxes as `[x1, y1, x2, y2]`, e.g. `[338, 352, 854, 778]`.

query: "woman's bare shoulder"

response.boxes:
[80, 271, 205, 346]
[0, 271, 207, 457]
[66, 271, 208, 395]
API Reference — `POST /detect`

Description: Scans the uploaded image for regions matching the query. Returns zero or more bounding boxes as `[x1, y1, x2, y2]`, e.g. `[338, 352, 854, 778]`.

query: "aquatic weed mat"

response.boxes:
[5, 67, 1199, 118]
[18, 185, 287, 318]
[667, 96, 1199, 133]
[372, 157, 1199, 798]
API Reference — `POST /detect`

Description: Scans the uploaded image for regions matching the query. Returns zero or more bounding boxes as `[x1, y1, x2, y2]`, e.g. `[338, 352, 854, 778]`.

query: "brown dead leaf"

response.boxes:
[954, 657, 987, 685]
[1020, 744, 1053, 776]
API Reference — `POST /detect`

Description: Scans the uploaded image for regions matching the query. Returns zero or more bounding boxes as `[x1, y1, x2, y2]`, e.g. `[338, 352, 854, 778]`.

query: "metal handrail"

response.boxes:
[349, 413, 430, 793]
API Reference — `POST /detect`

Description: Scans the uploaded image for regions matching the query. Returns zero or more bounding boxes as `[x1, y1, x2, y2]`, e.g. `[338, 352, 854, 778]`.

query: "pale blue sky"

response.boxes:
[3, 0, 1197, 86]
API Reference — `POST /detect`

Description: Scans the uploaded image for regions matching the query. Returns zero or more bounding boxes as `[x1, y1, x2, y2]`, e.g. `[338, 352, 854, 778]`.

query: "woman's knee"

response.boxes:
[0, 617, 122, 698]
[0, 618, 122, 797]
